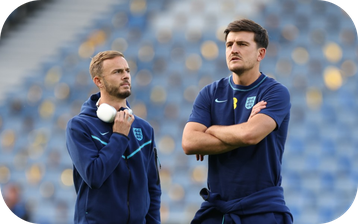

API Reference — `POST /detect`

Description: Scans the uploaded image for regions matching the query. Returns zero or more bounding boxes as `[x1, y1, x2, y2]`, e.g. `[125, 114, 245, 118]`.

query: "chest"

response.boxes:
[89, 119, 150, 154]
[211, 89, 261, 125]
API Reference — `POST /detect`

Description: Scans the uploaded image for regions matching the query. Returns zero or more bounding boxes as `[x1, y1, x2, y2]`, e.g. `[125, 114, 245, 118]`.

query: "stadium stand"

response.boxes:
[0, 0, 357, 223]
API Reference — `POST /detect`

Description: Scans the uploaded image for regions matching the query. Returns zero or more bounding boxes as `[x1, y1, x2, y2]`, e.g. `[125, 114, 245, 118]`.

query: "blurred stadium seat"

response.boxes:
[0, 0, 357, 223]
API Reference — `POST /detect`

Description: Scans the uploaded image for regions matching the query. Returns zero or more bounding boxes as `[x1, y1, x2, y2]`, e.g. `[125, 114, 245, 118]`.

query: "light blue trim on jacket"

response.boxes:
[91, 135, 108, 145]
[91, 135, 152, 159]
[125, 140, 152, 159]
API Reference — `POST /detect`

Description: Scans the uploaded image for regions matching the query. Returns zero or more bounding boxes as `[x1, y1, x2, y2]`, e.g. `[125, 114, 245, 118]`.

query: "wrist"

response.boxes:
[113, 132, 130, 140]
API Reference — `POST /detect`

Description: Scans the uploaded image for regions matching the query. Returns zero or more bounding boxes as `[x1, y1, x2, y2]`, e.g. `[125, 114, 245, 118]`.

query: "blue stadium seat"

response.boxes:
[1, 0, 357, 223]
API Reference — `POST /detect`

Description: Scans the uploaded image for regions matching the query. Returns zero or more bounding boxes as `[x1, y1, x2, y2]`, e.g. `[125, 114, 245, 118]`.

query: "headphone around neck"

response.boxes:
[96, 99, 133, 123]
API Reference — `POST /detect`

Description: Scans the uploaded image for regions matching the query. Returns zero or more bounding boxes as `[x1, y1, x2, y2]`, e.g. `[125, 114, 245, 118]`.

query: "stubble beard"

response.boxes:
[104, 80, 131, 99]
[229, 60, 255, 76]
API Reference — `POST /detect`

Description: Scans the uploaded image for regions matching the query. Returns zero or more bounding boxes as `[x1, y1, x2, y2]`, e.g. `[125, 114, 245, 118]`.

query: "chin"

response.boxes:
[229, 65, 243, 71]
[121, 91, 131, 99]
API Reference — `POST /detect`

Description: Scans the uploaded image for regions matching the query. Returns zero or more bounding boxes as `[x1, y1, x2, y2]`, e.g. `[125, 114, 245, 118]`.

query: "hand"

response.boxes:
[196, 154, 204, 161]
[113, 110, 134, 136]
[248, 101, 267, 121]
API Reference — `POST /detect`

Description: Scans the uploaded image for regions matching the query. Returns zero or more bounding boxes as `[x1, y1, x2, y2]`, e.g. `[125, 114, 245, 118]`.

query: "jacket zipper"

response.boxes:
[125, 156, 131, 224]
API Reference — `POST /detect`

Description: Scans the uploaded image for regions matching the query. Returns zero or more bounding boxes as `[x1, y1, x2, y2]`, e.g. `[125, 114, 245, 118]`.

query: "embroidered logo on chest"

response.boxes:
[245, 96, 256, 109]
[133, 128, 143, 141]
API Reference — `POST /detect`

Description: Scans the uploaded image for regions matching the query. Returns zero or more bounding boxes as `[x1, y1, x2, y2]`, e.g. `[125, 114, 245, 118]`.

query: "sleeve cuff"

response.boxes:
[112, 132, 130, 140]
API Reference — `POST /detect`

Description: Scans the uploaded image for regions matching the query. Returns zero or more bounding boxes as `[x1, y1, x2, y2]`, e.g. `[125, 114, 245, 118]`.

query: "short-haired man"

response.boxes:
[182, 19, 293, 224]
[66, 50, 161, 224]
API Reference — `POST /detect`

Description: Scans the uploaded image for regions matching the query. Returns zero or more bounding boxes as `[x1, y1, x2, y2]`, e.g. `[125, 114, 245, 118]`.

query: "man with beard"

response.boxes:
[182, 19, 293, 223]
[66, 50, 161, 224]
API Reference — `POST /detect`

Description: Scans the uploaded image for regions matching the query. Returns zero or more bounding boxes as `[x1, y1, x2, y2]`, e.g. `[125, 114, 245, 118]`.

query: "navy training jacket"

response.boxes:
[192, 186, 293, 224]
[66, 92, 161, 224]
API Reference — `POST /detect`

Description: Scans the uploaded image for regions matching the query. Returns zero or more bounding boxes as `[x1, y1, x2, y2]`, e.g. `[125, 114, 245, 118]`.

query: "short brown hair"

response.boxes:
[224, 19, 269, 49]
[89, 50, 125, 79]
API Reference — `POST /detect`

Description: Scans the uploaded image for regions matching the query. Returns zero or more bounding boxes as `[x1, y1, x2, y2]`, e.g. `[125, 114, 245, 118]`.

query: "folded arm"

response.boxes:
[182, 101, 274, 156]
[206, 113, 276, 147]
[182, 122, 237, 155]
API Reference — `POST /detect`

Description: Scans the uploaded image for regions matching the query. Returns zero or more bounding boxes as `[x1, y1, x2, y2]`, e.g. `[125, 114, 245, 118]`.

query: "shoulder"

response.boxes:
[66, 114, 89, 131]
[213, 76, 230, 88]
[67, 115, 80, 128]
[263, 76, 290, 96]
[201, 76, 230, 94]
[133, 116, 153, 130]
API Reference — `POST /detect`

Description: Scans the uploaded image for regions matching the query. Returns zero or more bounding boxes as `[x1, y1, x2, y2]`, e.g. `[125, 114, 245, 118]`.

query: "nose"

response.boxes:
[122, 71, 130, 80]
[231, 43, 239, 53]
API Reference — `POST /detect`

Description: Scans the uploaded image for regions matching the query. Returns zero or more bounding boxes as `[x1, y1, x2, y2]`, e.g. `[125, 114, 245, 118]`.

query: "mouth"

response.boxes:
[230, 56, 241, 61]
[121, 82, 130, 87]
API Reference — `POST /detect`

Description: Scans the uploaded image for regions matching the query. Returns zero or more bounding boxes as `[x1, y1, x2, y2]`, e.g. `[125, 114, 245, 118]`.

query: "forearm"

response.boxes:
[67, 129, 129, 188]
[206, 114, 277, 146]
[146, 187, 161, 223]
[206, 123, 252, 147]
[182, 129, 237, 155]
[182, 101, 273, 154]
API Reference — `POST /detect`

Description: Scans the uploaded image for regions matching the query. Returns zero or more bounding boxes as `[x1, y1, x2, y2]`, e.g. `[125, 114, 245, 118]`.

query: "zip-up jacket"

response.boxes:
[66, 92, 161, 224]
[192, 186, 293, 223]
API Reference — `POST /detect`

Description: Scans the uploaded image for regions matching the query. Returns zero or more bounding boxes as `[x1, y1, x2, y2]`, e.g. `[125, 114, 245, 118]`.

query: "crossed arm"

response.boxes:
[182, 101, 276, 158]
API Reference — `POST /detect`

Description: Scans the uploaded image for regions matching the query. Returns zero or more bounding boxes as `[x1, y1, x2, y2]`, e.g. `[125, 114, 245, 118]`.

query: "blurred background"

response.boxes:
[0, 0, 357, 223]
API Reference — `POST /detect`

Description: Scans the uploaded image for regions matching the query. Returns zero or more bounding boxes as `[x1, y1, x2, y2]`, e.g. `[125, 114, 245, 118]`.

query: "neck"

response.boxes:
[232, 69, 261, 86]
[98, 93, 127, 110]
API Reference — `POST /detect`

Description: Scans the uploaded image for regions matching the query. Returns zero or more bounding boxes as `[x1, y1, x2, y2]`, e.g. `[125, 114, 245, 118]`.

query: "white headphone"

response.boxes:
[96, 99, 133, 123]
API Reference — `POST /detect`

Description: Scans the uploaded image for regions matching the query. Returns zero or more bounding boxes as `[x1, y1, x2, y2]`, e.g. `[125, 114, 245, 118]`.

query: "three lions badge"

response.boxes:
[133, 128, 143, 141]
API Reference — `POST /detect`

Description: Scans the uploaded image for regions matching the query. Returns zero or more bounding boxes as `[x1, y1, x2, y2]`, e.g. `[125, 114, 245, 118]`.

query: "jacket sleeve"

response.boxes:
[145, 131, 162, 223]
[66, 118, 129, 189]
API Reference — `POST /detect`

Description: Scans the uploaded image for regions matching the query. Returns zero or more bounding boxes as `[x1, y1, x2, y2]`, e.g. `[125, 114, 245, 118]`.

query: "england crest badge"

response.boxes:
[245, 96, 256, 109]
[133, 128, 143, 141]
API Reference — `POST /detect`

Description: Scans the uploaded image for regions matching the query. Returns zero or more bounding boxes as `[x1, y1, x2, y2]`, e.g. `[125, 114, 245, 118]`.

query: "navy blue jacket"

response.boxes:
[192, 186, 293, 224]
[66, 92, 161, 224]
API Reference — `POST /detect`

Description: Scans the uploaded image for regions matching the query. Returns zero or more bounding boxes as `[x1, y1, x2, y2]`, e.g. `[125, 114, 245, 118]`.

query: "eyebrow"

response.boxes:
[111, 67, 130, 73]
[226, 40, 250, 45]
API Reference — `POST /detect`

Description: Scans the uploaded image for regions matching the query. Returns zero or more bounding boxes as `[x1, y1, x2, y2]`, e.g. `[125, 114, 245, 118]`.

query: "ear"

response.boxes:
[93, 76, 103, 88]
[257, 48, 266, 62]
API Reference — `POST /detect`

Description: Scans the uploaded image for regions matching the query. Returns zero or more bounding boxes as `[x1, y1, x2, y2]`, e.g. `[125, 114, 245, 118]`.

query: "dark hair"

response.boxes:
[224, 19, 269, 49]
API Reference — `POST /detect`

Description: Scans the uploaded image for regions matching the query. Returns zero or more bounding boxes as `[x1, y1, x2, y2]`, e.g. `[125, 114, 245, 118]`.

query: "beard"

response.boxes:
[103, 79, 131, 99]
[230, 67, 246, 76]
[227, 55, 256, 76]
[229, 61, 256, 76]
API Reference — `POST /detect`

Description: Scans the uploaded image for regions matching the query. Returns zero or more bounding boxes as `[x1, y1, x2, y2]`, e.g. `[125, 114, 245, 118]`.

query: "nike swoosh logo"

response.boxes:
[215, 98, 227, 103]
[100, 132, 109, 135]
